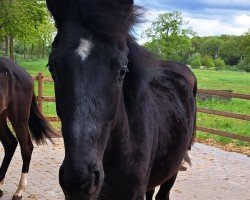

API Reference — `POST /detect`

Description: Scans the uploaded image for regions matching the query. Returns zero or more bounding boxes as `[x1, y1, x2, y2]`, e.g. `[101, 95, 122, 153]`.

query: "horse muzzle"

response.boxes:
[59, 164, 102, 200]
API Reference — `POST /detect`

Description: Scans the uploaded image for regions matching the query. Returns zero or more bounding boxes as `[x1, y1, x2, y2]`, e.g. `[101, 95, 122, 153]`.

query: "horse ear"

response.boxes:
[45, 0, 66, 26]
[46, 0, 77, 28]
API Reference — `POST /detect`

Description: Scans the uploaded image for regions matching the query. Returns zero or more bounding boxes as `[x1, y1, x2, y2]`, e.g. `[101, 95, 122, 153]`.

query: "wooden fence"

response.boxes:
[33, 73, 250, 143]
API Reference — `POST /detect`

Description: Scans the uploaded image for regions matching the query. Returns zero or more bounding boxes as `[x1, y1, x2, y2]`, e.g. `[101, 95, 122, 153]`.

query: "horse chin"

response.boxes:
[62, 183, 102, 200]
[64, 190, 99, 200]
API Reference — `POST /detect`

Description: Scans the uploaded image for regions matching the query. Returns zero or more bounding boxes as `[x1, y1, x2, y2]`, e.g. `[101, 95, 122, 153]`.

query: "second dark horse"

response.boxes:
[0, 57, 55, 200]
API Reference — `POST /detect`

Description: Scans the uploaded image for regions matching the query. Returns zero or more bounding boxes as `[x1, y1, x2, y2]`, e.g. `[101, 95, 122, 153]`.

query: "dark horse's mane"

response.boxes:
[47, 0, 142, 43]
[125, 38, 157, 114]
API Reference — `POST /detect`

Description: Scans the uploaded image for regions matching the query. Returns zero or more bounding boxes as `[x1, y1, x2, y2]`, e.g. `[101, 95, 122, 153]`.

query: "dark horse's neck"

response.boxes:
[103, 40, 157, 163]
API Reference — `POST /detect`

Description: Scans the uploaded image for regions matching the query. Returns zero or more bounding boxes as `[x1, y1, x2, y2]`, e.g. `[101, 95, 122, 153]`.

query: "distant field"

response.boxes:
[192, 69, 250, 147]
[17, 59, 250, 148]
[193, 69, 250, 95]
[18, 59, 50, 76]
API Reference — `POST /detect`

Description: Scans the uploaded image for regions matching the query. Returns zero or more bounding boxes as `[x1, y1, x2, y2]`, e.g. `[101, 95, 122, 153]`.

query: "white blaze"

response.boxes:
[75, 38, 93, 61]
[13, 173, 28, 197]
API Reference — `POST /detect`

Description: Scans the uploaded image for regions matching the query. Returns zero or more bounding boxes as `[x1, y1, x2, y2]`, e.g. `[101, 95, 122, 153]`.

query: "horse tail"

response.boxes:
[193, 76, 197, 142]
[28, 93, 55, 144]
[184, 152, 191, 166]
[189, 75, 197, 150]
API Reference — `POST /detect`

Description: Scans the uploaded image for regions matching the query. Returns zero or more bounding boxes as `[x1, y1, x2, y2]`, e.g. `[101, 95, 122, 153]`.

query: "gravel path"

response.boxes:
[0, 139, 249, 200]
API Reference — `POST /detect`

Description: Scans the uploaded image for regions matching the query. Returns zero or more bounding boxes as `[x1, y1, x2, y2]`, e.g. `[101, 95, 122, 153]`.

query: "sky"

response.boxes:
[134, 0, 250, 44]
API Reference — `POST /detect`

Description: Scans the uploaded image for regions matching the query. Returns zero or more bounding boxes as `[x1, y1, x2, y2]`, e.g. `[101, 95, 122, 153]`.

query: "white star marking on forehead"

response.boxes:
[75, 38, 93, 61]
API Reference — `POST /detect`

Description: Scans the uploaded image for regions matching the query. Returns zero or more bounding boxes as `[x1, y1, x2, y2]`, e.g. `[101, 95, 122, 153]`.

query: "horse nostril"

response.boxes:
[78, 171, 100, 193]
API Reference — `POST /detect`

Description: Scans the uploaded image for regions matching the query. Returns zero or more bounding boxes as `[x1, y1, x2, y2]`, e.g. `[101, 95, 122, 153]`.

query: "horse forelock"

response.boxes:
[47, 0, 142, 43]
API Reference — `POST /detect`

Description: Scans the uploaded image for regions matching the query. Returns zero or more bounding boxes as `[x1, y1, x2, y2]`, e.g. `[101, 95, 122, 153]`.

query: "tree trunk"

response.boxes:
[9, 36, 14, 60]
[4, 36, 9, 56]
[31, 43, 34, 59]
[217, 45, 221, 58]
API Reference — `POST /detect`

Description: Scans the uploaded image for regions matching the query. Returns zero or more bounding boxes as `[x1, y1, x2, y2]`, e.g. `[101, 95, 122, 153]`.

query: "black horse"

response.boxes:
[0, 57, 55, 200]
[46, 0, 197, 199]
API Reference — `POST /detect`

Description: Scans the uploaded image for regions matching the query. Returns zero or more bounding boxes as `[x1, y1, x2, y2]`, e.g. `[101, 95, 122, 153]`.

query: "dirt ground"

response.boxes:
[0, 138, 249, 200]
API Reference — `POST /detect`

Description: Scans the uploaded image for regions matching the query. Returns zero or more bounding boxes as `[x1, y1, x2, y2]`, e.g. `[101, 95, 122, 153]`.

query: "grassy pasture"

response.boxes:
[18, 59, 250, 148]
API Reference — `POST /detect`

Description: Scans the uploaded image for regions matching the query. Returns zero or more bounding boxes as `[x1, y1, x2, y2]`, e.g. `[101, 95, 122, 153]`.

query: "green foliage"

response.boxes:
[143, 11, 249, 71]
[0, 0, 46, 40]
[202, 55, 215, 69]
[187, 52, 201, 64]
[188, 52, 202, 69]
[237, 59, 250, 72]
[143, 11, 195, 62]
[190, 35, 248, 68]
[226, 65, 240, 71]
[214, 57, 226, 70]
[190, 58, 202, 69]
[220, 38, 241, 66]
[0, 0, 55, 59]
[238, 32, 250, 63]
[200, 37, 221, 58]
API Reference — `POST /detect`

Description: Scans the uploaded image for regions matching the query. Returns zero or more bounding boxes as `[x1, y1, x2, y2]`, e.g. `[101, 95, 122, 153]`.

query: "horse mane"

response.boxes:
[46, 0, 142, 43]
[123, 37, 158, 115]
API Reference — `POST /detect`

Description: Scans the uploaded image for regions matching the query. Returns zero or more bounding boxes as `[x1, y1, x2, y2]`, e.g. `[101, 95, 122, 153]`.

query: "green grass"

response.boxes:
[17, 59, 250, 147]
[193, 69, 250, 94]
[18, 59, 50, 76]
[193, 69, 250, 147]
[197, 98, 250, 115]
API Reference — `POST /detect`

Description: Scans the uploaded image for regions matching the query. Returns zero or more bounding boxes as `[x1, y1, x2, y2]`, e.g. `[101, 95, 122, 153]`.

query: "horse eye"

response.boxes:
[122, 60, 128, 67]
[118, 67, 128, 82]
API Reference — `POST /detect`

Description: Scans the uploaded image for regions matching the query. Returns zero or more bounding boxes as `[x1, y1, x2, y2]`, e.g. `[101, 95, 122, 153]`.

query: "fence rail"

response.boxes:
[33, 73, 250, 143]
[197, 108, 250, 121]
[197, 89, 250, 100]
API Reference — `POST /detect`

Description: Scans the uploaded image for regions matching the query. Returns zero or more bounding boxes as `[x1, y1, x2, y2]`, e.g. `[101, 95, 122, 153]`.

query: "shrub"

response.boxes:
[237, 59, 250, 72]
[202, 55, 215, 69]
[214, 57, 226, 70]
[187, 52, 201, 64]
[226, 65, 239, 71]
[190, 58, 202, 69]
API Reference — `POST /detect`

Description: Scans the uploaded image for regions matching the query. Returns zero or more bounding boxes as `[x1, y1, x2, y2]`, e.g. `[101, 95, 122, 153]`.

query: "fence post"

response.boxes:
[37, 73, 44, 112]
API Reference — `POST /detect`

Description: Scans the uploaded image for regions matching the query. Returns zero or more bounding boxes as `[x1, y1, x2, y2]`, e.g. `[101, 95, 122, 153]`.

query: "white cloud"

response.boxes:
[234, 14, 250, 27]
[186, 17, 248, 36]
[134, 8, 250, 43]
[196, 0, 250, 7]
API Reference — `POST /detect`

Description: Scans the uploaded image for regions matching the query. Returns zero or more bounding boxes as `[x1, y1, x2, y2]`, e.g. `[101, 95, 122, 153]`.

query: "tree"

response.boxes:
[191, 36, 203, 53]
[200, 37, 222, 58]
[220, 39, 241, 66]
[143, 11, 195, 62]
[0, 0, 50, 59]
[237, 59, 250, 72]
[238, 31, 250, 63]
